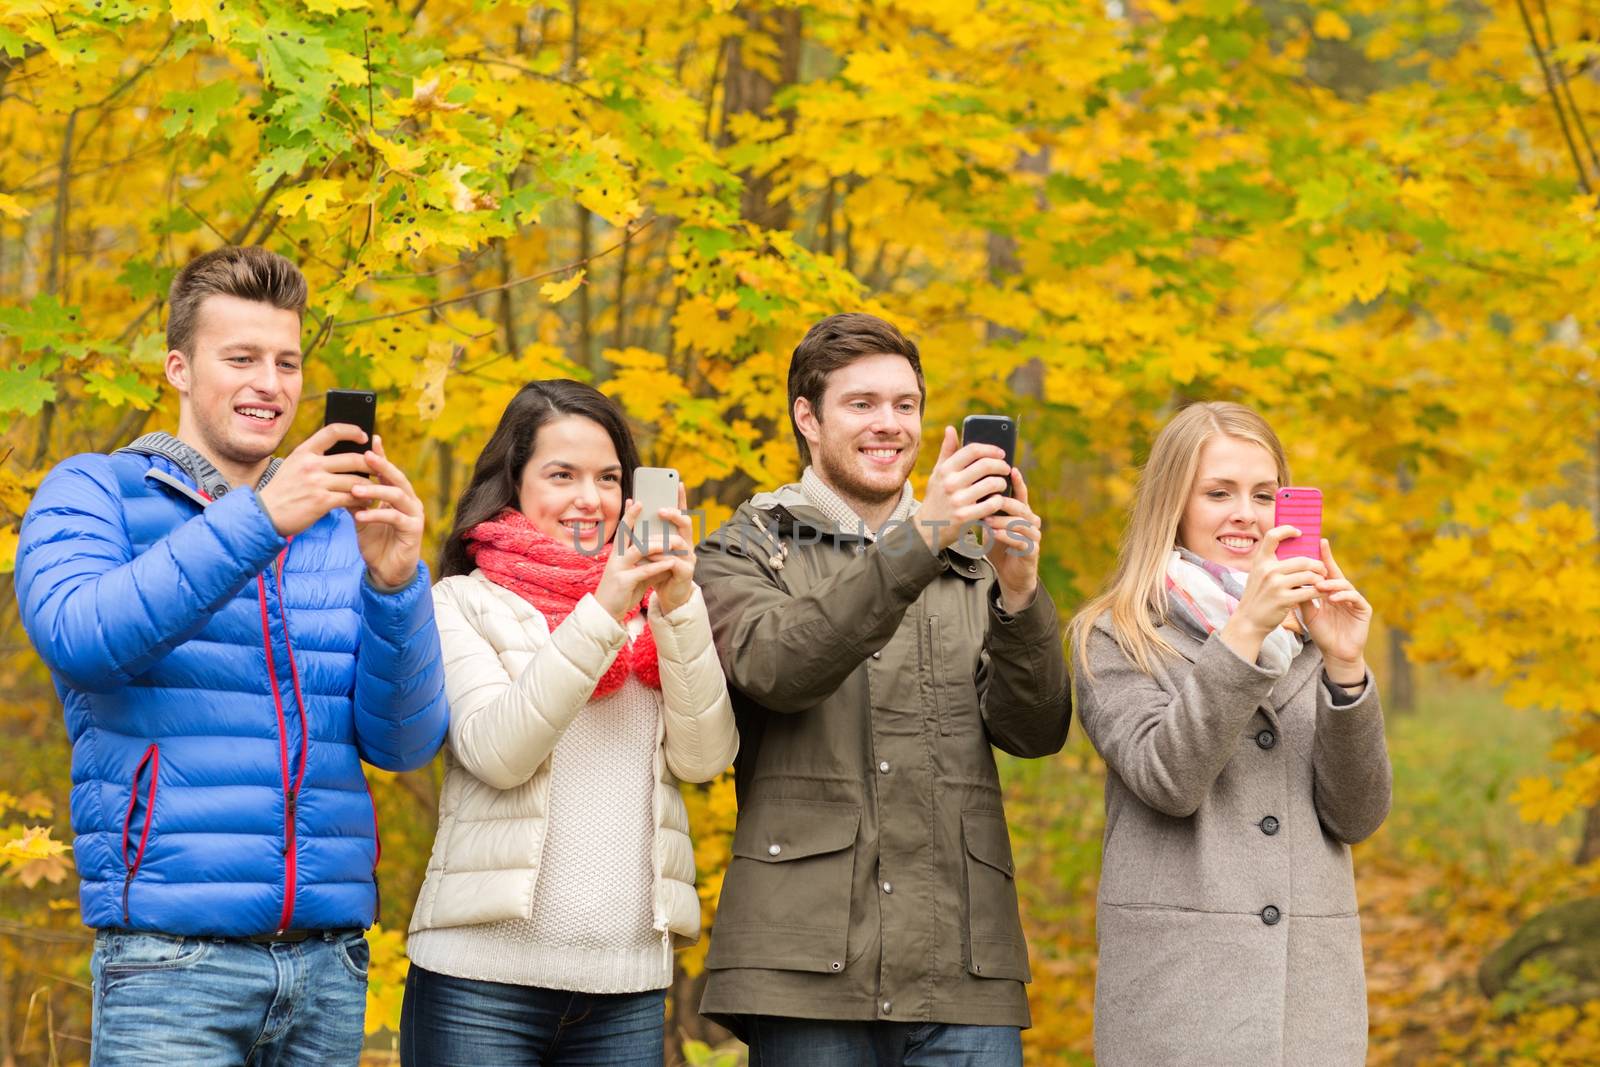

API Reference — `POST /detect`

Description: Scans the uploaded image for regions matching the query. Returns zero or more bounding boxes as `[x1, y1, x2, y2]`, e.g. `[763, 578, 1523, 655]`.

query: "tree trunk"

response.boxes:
[1579, 800, 1600, 866]
[988, 148, 1050, 399]
[718, 5, 803, 232]
[1385, 626, 1415, 714]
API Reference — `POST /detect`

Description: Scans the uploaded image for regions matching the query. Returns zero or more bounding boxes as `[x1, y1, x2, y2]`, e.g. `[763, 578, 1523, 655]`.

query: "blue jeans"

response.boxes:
[90, 928, 368, 1066]
[743, 1016, 1023, 1067]
[400, 964, 666, 1066]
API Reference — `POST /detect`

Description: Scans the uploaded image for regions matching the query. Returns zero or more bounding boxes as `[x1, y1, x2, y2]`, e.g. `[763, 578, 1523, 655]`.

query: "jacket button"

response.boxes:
[830, 961, 843, 972]
[768, 844, 782, 857]
[1260, 816, 1280, 836]
[1261, 905, 1281, 925]
[871, 651, 881, 659]
[878, 760, 890, 774]
[882, 1001, 892, 1014]
[1255, 729, 1276, 750]
[881, 881, 892, 894]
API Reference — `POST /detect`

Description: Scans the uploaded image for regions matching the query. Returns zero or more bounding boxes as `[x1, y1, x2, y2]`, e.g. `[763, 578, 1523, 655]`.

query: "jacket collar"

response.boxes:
[117, 431, 282, 502]
[743, 485, 988, 581]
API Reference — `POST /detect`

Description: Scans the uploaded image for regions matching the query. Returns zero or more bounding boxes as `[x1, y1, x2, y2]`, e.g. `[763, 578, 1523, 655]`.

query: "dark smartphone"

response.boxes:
[323, 389, 376, 456]
[960, 414, 1016, 499]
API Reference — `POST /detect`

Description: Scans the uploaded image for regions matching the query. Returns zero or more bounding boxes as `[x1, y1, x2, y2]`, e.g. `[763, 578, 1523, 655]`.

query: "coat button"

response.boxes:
[871, 651, 881, 659]
[768, 844, 781, 857]
[1260, 816, 1280, 836]
[1256, 729, 1276, 750]
[881, 881, 893, 894]
[878, 760, 890, 773]
[830, 961, 843, 972]
[1261, 905, 1281, 925]
[882, 1000, 893, 1014]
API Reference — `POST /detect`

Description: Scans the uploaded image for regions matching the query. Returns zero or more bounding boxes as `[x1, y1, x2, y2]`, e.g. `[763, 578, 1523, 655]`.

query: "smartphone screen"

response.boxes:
[1273, 487, 1323, 561]
[323, 390, 376, 456]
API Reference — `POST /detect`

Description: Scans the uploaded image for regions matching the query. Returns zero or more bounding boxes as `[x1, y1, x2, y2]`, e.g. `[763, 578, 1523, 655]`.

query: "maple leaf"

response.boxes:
[539, 269, 586, 305]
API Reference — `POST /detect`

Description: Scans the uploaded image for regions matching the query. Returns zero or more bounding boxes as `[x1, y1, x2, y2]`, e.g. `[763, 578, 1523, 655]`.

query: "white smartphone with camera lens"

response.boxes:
[619, 467, 680, 555]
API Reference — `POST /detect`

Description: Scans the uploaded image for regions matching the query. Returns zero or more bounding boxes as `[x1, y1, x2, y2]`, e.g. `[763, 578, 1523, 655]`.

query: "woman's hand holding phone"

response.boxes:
[1219, 526, 1328, 665]
[596, 501, 676, 624]
[1301, 538, 1371, 685]
[649, 484, 698, 616]
[596, 489, 697, 624]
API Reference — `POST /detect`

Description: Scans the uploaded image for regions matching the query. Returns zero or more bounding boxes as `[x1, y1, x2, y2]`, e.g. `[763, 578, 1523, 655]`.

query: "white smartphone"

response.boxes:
[619, 467, 680, 555]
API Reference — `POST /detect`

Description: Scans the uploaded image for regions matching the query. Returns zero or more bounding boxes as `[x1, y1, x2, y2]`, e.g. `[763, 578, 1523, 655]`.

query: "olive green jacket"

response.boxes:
[695, 484, 1071, 1030]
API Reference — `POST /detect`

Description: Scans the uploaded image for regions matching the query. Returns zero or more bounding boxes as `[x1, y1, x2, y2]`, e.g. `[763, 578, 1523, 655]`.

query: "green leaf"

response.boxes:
[0, 365, 57, 416]
[162, 81, 240, 138]
[0, 296, 88, 354]
[83, 371, 159, 410]
[679, 226, 736, 260]
[117, 258, 176, 300]
[252, 143, 313, 190]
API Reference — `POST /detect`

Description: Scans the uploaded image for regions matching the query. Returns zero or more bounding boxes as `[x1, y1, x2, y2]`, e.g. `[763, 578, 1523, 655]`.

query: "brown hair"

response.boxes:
[1068, 401, 1291, 678]
[787, 313, 926, 465]
[438, 380, 643, 578]
[166, 246, 308, 357]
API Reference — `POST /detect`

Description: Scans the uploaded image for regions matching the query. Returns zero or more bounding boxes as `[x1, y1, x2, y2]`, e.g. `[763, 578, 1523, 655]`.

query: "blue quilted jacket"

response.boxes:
[15, 440, 449, 936]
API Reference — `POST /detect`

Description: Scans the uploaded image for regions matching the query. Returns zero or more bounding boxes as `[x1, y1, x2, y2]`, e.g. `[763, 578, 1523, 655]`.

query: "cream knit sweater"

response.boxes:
[406, 574, 738, 992]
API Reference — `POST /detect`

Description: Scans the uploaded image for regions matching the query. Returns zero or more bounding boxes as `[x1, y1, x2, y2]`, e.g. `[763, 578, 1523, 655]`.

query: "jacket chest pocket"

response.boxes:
[925, 614, 980, 737]
[705, 800, 860, 975]
[961, 809, 1030, 982]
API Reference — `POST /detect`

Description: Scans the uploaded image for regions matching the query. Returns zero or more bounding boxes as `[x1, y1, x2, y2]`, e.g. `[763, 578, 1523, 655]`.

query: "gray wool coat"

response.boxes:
[1075, 614, 1392, 1067]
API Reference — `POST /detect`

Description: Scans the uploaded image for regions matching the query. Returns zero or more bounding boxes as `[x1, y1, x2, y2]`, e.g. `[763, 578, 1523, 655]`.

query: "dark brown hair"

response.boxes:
[787, 313, 925, 465]
[166, 246, 307, 357]
[438, 379, 642, 577]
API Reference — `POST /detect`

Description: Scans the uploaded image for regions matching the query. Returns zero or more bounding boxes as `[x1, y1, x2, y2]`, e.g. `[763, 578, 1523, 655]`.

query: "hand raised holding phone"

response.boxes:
[256, 423, 372, 537]
[595, 499, 679, 624]
[1218, 526, 1328, 662]
[916, 427, 1012, 553]
[1301, 538, 1371, 685]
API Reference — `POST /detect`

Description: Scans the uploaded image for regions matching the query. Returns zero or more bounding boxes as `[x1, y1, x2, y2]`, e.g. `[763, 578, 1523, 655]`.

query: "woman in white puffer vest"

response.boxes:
[400, 379, 738, 1066]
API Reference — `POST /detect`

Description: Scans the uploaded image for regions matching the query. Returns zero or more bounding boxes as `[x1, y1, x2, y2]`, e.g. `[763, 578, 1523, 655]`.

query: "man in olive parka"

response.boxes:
[695, 313, 1072, 1065]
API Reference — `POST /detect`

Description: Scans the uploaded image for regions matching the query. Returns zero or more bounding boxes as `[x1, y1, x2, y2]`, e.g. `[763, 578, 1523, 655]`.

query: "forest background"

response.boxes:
[2, 0, 1599, 1063]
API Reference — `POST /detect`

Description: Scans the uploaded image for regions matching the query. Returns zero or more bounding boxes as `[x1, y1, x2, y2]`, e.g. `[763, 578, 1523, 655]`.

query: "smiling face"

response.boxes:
[516, 415, 624, 553]
[795, 352, 923, 516]
[1176, 434, 1280, 570]
[167, 293, 304, 485]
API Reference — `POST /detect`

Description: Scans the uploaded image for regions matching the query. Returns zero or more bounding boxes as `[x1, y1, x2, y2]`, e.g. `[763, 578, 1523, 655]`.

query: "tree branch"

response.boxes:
[332, 216, 657, 329]
[1515, 0, 1592, 194]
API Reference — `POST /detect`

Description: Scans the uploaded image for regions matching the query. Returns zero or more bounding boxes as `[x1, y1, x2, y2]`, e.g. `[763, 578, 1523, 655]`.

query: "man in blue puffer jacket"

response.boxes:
[15, 246, 449, 1065]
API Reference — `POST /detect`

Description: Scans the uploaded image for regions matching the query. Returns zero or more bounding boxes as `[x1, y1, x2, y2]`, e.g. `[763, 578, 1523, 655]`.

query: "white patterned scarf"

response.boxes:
[799, 466, 917, 542]
[1165, 548, 1301, 674]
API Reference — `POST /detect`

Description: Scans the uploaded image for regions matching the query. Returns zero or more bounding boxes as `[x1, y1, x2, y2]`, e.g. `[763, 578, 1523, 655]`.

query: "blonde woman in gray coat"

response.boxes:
[1069, 402, 1391, 1066]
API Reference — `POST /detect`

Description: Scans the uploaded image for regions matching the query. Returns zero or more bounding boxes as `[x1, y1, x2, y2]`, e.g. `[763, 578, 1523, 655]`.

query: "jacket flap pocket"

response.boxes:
[731, 800, 859, 863]
[962, 810, 1014, 877]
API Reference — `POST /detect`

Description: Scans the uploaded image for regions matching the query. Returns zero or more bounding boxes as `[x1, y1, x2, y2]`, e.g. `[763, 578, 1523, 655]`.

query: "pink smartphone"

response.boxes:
[1274, 487, 1323, 561]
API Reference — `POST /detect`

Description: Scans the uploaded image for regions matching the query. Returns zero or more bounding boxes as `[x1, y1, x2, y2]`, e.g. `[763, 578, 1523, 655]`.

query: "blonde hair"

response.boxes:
[1069, 402, 1290, 678]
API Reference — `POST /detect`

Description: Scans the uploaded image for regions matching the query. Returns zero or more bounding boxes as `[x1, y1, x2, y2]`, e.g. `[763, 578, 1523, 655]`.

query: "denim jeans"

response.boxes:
[742, 1015, 1023, 1067]
[400, 964, 666, 1067]
[90, 928, 369, 1066]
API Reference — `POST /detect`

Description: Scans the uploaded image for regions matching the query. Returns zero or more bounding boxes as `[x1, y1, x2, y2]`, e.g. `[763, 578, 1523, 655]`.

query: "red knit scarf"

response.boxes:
[464, 509, 660, 697]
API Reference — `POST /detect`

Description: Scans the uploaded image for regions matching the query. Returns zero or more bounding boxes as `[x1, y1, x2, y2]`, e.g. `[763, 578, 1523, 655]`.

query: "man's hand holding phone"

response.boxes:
[916, 427, 1011, 554]
[349, 435, 427, 591]
[983, 467, 1042, 614]
[256, 424, 372, 537]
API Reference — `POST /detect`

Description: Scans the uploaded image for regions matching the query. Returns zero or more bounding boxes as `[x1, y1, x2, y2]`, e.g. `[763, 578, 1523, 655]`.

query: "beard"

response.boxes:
[811, 429, 919, 513]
